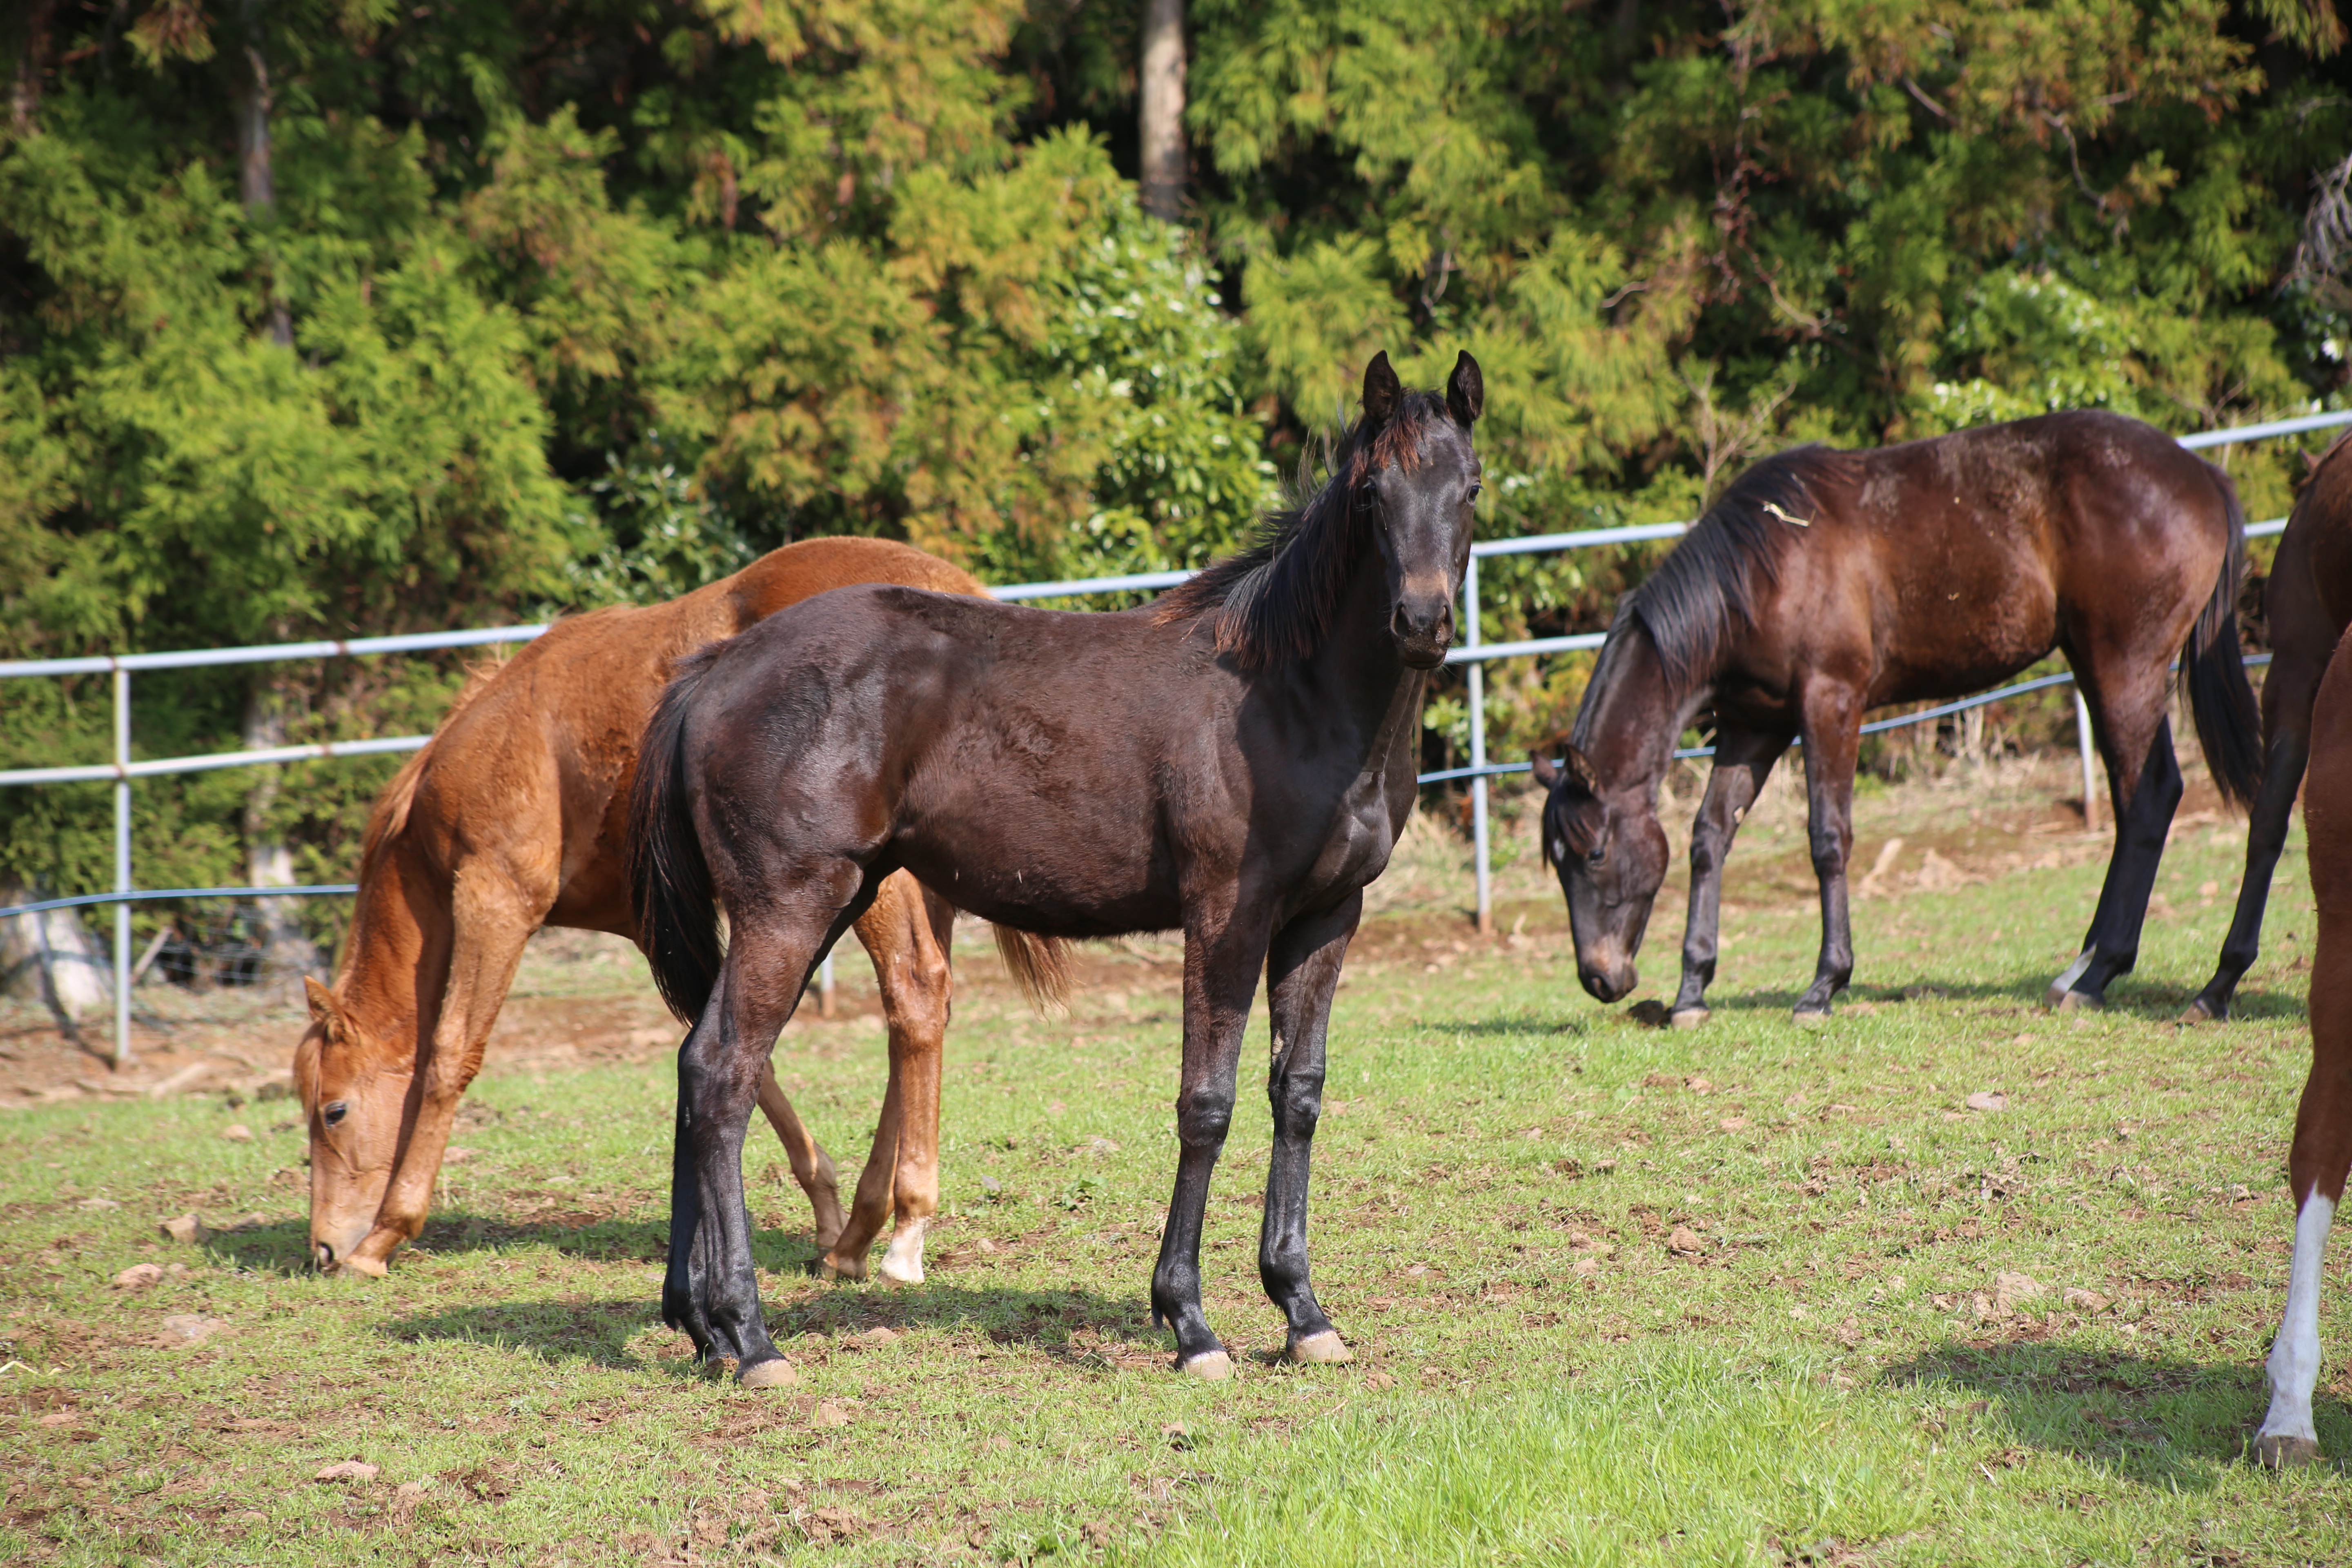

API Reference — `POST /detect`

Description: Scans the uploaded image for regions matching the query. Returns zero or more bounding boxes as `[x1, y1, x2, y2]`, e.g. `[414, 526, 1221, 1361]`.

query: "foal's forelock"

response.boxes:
[1153, 394, 1455, 668]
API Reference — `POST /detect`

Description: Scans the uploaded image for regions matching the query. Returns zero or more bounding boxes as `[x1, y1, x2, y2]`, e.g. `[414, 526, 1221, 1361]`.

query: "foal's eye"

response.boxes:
[1586, 846, 1606, 870]
[1466, 482, 1482, 502]
[323, 1102, 347, 1128]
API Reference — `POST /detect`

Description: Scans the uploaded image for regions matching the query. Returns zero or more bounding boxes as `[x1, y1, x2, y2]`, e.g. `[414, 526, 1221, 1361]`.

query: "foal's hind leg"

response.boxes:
[821, 872, 953, 1285]
[1793, 682, 1864, 1019]
[753, 1067, 846, 1249]
[1671, 727, 1785, 1027]
[2047, 683, 2183, 1009]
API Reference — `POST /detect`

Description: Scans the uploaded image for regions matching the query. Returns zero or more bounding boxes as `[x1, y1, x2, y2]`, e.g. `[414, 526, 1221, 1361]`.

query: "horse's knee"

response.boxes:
[1175, 1087, 1235, 1149]
[1268, 1067, 1325, 1135]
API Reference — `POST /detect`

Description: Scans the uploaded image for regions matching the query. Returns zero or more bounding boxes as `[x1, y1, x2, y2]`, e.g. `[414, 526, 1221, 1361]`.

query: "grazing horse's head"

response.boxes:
[293, 977, 414, 1273]
[1360, 349, 1484, 670]
[1533, 743, 1668, 1002]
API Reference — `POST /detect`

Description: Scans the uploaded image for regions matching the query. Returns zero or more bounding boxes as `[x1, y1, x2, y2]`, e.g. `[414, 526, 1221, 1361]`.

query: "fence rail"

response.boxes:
[5, 406, 2346, 1061]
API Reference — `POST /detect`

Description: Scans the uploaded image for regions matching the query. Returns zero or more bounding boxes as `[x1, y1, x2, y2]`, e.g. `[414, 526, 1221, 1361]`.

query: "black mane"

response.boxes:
[1577, 445, 1858, 731]
[1154, 390, 1454, 668]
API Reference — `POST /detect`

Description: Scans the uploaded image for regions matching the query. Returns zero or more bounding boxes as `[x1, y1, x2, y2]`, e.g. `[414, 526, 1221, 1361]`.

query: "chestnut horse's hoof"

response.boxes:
[816, 1251, 869, 1283]
[2050, 988, 2103, 1013]
[342, 1253, 390, 1279]
[878, 1218, 928, 1286]
[2254, 1432, 2320, 1468]
[1669, 1007, 1710, 1030]
[1178, 1349, 1232, 1380]
[1286, 1331, 1354, 1365]
[737, 1356, 798, 1390]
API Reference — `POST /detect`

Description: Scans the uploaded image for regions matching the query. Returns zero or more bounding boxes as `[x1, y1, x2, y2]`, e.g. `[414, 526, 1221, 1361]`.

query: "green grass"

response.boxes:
[5, 766, 2351, 1565]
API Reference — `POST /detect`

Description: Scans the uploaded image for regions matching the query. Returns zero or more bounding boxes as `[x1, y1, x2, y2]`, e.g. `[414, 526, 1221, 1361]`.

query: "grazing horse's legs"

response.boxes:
[752, 1068, 844, 1249]
[2256, 895, 2352, 1463]
[1794, 682, 1864, 1017]
[1671, 727, 1786, 1027]
[346, 860, 546, 1274]
[823, 873, 956, 1285]
[1151, 903, 1274, 1378]
[2190, 564, 2332, 1020]
[1259, 894, 1361, 1365]
[2047, 673, 2183, 1007]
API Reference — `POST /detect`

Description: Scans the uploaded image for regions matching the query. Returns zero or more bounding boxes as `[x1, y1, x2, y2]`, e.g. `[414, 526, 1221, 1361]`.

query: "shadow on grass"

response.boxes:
[1883, 1339, 2334, 1485]
[379, 1281, 1149, 1375]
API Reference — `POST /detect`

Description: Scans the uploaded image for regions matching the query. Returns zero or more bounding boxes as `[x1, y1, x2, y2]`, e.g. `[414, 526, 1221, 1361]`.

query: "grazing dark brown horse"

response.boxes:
[628, 352, 1483, 1385]
[295, 537, 1066, 1282]
[2187, 432, 2352, 1022]
[2255, 610, 2352, 1465]
[1534, 411, 2263, 1021]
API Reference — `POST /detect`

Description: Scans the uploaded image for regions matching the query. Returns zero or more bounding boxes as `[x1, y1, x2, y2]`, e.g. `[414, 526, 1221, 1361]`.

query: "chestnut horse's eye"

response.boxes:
[323, 1102, 348, 1127]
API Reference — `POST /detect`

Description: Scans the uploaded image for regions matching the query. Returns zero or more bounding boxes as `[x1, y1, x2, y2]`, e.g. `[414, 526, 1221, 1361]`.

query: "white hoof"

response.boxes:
[738, 1357, 797, 1390]
[1286, 1331, 1354, 1365]
[879, 1221, 927, 1286]
[1179, 1350, 1232, 1380]
[2255, 1432, 2320, 1468]
[1669, 1007, 1710, 1030]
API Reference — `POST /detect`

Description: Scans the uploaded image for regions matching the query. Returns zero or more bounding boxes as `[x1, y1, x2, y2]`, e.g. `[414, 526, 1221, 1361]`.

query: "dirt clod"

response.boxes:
[158, 1212, 208, 1245]
[314, 1460, 379, 1483]
[112, 1262, 163, 1290]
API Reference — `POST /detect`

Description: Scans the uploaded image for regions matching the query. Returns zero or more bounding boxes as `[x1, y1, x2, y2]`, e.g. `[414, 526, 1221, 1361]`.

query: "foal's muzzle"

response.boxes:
[1392, 598, 1454, 670]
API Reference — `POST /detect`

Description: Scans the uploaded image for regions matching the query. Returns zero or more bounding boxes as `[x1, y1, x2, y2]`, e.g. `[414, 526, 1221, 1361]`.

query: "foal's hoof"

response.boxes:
[1178, 1349, 1232, 1381]
[2254, 1432, 2320, 1468]
[1669, 1007, 1711, 1030]
[737, 1356, 798, 1390]
[2179, 997, 2225, 1026]
[1793, 1008, 1831, 1028]
[1286, 1331, 1354, 1365]
[2050, 989, 2103, 1014]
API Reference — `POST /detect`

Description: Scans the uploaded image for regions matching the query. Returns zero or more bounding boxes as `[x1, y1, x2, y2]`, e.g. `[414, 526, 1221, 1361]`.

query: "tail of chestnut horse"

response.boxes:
[630, 643, 730, 1023]
[628, 640, 1074, 1021]
[2183, 469, 2265, 810]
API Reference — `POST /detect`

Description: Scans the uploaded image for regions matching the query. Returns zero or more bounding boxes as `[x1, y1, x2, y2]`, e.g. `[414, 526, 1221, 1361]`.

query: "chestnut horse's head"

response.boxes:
[294, 976, 414, 1272]
[1360, 350, 1483, 669]
[1533, 743, 1668, 1002]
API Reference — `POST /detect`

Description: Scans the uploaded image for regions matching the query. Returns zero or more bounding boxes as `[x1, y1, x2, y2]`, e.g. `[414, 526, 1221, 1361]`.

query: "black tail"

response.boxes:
[628, 641, 732, 1023]
[2183, 466, 2264, 810]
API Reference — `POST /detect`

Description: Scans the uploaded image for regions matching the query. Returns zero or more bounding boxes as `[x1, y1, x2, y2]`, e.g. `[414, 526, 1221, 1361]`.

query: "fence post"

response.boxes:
[819, 951, 835, 1019]
[2074, 688, 2101, 833]
[113, 666, 133, 1067]
[1465, 553, 1491, 935]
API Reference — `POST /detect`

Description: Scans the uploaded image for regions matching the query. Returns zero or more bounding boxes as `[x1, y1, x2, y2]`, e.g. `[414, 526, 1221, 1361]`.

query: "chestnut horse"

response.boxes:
[295, 538, 1067, 1281]
[2188, 431, 2352, 1022]
[1535, 411, 2263, 1022]
[628, 352, 1482, 1385]
[2256, 607, 2352, 1465]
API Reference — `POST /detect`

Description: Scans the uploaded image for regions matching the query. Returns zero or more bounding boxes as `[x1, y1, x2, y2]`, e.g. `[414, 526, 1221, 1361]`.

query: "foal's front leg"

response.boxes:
[1671, 729, 1783, 1029]
[1794, 685, 1862, 1019]
[1259, 895, 1361, 1364]
[1150, 905, 1272, 1379]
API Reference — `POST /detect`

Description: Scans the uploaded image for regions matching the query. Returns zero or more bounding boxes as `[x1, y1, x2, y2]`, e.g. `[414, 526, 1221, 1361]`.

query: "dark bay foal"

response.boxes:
[1535, 411, 2263, 1022]
[629, 352, 1483, 1383]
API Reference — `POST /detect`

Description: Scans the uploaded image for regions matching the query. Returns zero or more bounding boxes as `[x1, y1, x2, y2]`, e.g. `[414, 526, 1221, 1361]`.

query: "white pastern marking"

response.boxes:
[2260, 1192, 2336, 1444]
[880, 1216, 928, 1285]
[2051, 947, 2096, 995]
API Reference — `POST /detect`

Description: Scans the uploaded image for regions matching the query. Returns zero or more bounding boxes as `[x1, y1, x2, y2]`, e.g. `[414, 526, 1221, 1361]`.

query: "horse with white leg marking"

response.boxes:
[629, 351, 1483, 1385]
[2255, 619, 2352, 1466]
[1532, 411, 2263, 1023]
[295, 537, 1068, 1283]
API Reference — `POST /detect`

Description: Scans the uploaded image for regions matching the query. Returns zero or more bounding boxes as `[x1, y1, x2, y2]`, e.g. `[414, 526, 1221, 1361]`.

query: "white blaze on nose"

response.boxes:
[2259, 1191, 2336, 1447]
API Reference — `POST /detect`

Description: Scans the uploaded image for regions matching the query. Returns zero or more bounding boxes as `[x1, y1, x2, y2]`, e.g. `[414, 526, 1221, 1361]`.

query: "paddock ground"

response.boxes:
[4, 755, 2349, 1565]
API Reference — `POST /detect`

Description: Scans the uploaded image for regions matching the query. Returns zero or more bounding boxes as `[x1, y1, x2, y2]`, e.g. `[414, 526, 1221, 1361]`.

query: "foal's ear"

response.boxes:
[1361, 350, 1400, 426]
[304, 976, 345, 1042]
[1530, 751, 1561, 789]
[1447, 350, 1483, 428]
[1560, 743, 1600, 795]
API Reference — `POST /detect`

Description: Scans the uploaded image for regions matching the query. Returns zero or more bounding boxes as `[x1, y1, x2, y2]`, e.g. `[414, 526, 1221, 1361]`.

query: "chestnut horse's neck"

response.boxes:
[330, 825, 452, 1076]
[1572, 623, 1712, 806]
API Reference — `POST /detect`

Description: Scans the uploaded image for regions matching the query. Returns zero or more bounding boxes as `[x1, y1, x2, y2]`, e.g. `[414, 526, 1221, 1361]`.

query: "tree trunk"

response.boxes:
[242, 675, 327, 996]
[236, 7, 292, 345]
[0, 878, 111, 1022]
[9, 0, 56, 138]
[1138, 0, 1187, 222]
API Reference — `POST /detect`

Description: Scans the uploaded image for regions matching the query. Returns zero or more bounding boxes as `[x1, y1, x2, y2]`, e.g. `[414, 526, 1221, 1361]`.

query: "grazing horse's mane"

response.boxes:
[1152, 390, 1453, 668]
[1576, 445, 1860, 736]
[350, 657, 507, 896]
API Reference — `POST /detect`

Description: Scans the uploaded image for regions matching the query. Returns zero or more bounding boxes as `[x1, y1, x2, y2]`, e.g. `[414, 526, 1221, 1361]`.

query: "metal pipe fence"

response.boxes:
[4, 408, 2344, 1057]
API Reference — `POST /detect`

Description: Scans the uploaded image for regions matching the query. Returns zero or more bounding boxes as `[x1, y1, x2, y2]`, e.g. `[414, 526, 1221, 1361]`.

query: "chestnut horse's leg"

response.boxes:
[1670, 726, 1786, 1028]
[1793, 683, 1863, 1018]
[347, 860, 548, 1274]
[1150, 900, 1273, 1379]
[1259, 893, 1360, 1365]
[2190, 559, 2333, 1022]
[2047, 688, 2183, 1010]
[821, 872, 955, 1285]
[752, 1067, 845, 1250]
